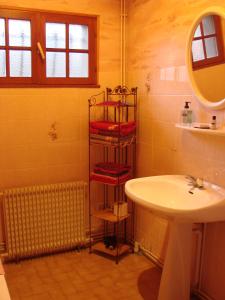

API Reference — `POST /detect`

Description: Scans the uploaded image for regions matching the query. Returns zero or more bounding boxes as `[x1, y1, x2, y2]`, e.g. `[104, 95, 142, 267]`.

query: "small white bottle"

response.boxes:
[211, 115, 217, 130]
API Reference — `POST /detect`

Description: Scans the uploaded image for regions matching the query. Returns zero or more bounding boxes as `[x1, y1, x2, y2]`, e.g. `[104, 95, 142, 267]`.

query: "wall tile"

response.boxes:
[128, 0, 225, 297]
[0, 0, 121, 247]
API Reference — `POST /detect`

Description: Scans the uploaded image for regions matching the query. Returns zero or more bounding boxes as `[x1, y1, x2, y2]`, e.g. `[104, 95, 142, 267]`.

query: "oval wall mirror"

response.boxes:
[186, 7, 225, 110]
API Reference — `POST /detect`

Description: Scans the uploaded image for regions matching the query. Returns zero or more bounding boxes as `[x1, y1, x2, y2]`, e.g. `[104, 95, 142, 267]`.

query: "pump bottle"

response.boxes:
[181, 101, 193, 125]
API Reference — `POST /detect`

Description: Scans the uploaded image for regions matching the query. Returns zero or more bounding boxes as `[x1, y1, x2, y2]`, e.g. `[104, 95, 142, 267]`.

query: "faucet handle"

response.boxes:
[196, 178, 204, 188]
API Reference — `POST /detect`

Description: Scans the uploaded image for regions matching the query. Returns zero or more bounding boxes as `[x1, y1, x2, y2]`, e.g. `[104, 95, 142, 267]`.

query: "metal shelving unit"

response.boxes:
[88, 85, 137, 263]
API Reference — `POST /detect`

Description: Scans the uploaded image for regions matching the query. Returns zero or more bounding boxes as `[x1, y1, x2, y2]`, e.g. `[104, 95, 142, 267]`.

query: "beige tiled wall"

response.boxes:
[0, 0, 121, 242]
[127, 1, 225, 299]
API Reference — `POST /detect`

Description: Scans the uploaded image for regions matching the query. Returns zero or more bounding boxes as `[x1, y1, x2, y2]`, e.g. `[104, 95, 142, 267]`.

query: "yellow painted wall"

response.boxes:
[127, 1, 225, 299]
[0, 0, 121, 243]
[194, 63, 225, 102]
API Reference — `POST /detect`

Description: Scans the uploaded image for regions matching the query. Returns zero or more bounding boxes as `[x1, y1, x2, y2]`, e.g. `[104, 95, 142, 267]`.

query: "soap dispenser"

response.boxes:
[181, 101, 192, 125]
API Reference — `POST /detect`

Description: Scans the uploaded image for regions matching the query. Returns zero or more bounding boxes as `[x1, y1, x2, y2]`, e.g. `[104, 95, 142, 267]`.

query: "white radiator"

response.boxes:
[2, 181, 87, 260]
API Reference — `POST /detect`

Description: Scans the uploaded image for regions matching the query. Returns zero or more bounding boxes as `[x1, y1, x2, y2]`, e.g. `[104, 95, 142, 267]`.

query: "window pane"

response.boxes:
[194, 25, 201, 38]
[9, 50, 31, 77]
[69, 53, 88, 78]
[202, 15, 215, 36]
[69, 25, 88, 50]
[205, 37, 218, 58]
[46, 52, 66, 77]
[0, 50, 6, 77]
[9, 19, 31, 47]
[0, 18, 5, 46]
[192, 40, 205, 62]
[46, 23, 66, 49]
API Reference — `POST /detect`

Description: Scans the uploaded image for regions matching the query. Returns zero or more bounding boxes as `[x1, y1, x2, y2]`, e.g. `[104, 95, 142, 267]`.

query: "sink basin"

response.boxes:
[125, 175, 225, 222]
[125, 175, 225, 300]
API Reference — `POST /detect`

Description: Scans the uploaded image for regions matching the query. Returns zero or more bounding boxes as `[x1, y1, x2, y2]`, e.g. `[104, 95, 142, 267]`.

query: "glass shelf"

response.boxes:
[175, 123, 225, 136]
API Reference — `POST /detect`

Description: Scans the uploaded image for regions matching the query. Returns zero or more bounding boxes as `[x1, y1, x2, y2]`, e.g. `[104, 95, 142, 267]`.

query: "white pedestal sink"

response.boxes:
[125, 175, 225, 300]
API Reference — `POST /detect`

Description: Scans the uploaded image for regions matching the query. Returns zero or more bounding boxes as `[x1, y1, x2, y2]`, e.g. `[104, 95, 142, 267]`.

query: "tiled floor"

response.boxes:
[4, 250, 161, 300]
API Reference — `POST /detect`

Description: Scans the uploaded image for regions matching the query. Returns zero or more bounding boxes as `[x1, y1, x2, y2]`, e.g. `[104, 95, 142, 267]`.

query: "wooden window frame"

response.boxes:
[0, 8, 98, 87]
[192, 15, 225, 70]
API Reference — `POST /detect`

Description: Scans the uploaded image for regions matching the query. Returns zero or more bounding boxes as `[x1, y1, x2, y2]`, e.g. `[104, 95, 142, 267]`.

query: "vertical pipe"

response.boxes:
[121, 0, 126, 86]
[123, 0, 126, 86]
[120, 0, 123, 86]
[88, 101, 92, 253]
[198, 224, 207, 293]
[132, 90, 137, 246]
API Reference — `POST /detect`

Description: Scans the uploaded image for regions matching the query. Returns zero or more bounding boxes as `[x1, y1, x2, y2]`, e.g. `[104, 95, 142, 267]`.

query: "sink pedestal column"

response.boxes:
[158, 221, 193, 300]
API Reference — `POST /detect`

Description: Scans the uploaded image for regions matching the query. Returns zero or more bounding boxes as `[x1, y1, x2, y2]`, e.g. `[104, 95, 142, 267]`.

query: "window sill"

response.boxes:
[0, 83, 101, 88]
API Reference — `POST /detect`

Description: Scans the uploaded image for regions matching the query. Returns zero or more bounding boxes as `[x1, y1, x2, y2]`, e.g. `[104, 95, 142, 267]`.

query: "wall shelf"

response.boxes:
[175, 123, 225, 136]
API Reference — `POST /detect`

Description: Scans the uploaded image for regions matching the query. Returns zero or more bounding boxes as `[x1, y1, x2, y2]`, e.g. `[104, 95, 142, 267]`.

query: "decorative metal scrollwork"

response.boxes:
[88, 86, 137, 107]
[88, 91, 105, 106]
[107, 85, 137, 95]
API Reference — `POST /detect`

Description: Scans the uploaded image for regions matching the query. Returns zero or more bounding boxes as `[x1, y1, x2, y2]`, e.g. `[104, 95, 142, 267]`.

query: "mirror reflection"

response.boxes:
[191, 14, 225, 103]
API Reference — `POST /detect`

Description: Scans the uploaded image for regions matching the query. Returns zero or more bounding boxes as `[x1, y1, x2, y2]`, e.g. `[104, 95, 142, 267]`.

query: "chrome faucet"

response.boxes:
[186, 175, 204, 193]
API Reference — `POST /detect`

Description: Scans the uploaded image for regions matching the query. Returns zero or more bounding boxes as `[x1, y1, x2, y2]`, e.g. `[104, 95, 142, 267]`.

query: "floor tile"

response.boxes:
[3, 249, 199, 300]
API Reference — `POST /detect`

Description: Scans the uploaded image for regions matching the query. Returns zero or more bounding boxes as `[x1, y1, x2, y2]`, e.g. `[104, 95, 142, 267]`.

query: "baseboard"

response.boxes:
[139, 244, 163, 268]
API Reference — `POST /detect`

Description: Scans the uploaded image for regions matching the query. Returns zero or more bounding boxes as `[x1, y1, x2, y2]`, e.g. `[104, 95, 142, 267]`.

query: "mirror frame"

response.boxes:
[186, 6, 225, 110]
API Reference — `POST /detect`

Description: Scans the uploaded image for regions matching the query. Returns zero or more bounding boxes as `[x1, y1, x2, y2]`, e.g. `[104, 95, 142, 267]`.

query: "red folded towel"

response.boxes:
[94, 162, 131, 176]
[90, 121, 136, 136]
